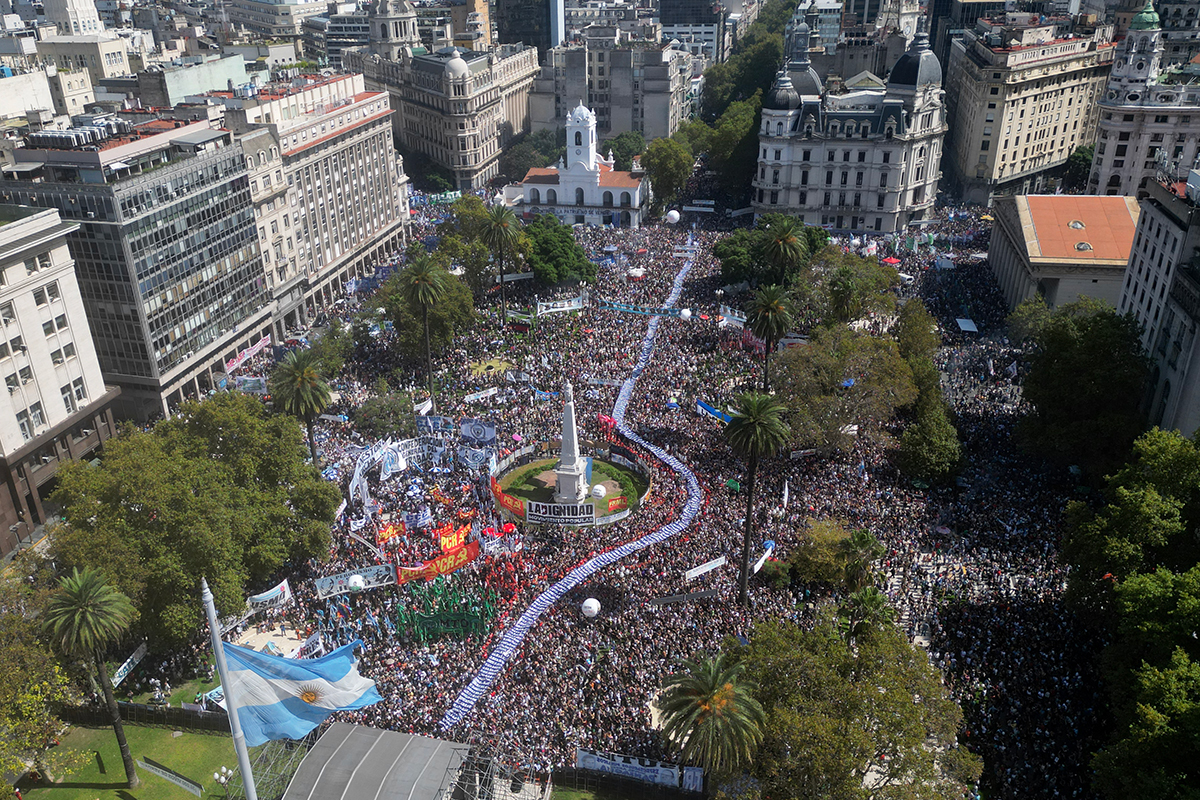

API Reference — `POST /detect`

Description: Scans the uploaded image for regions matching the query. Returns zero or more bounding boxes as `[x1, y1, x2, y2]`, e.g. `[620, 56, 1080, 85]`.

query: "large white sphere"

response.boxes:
[592, 483, 608, 499]
[665, 209, 681, 224]
[348, 575, 366, 592]
[582, 598, 601, 617]
[680, 308, 692, 320]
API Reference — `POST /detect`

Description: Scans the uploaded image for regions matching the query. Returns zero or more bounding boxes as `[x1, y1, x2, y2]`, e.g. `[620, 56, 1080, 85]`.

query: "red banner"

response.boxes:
[498, 491, 525, 517]
[607, 496, 628, 512]
[396, 540, 480, 584]
[377, 521, 405, 545]
[440, 524, 469, 551]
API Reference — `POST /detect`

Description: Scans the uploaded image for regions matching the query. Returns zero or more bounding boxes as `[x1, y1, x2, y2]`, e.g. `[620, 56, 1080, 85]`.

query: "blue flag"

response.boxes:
[222, 640, 381, 747]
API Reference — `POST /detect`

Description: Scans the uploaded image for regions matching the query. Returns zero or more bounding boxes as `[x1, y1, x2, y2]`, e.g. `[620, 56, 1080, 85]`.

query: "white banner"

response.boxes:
[527, 500, 595, 526]
[576, 749, 680, 788]
[537, 296, 585, 316]
[414, 397, 433, 415]
[753, 544, 775, 574]
[112, 641, 148, 687]
[314, 564, 396, 599]
[247, 578, 292, 612]
[684, 555, 726, 581]
[463, 387, 499, 403]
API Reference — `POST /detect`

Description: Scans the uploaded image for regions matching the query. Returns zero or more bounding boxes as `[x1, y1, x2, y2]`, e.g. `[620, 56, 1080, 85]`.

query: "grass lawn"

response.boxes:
[499, 459, 648, 517]
[123, 676, 215, 708]
[21, 725, 236, 800]
[469, 358, 514, 377]
[550, 786, 640, 800]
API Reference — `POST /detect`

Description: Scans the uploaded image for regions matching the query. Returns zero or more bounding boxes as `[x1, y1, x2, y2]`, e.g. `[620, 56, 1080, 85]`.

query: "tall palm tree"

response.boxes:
[725, 393, 792, 606]
[43, 568, 139, 789]
[761, 217, 807, 283]
[840, 528, 885, 591]
[269, 348, 331, 465]
[829, 265, 861, 323]
[659, 652, 765, 777]
[745, 285, 793, 392]
[839, 586, 896, 644]
[480, 204, 521, 323]
[398, 254, 449, 407]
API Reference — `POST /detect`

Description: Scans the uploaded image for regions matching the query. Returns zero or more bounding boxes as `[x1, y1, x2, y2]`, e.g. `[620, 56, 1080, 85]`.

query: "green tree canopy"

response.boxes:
[269, 348, 331, 464]
[525, 213, 595, 284]
[745, 284, 794, 391]
[1063, 144, 1095, 192]
[672, 119, 713, 156]
[893, 298, 940, 361]
[897, 404, 961, 483]
[642, 137, 693, 205]
[601, 130, 646, 170]
[353, 392, 416, 439]
[50, 393, 339, 645]
[1021, 298, 1149, 477]
[709, 91, 764, 197]
[713, 214, 828, 286]
[1007, 296, 1052, 345]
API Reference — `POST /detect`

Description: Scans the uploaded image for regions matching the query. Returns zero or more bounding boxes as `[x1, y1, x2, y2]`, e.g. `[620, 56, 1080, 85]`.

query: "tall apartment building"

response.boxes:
[344, 2, 540, 189]
[222, 0, 329, 36]
[209, 73, 408, 334]
[751, 26, 947, 232]
[660, 0, 728, 63]
[42, 0, 104, 35]
[945, 14, 1114, 204]
[300, 2, 371, 67]
[1120, 172, 1200, 431]
[1158, 0, 1200, 66]
[529, 29, 694, 139]
[495, 0, 565, 60]
[0, 204, 118, 556]
[1088, 1, 1200, 196]
[0, 120, 270, 420]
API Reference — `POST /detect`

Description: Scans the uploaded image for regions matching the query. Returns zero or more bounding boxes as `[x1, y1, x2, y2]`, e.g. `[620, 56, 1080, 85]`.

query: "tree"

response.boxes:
[353, 392, 416, 439]
[788, 519, 854, 586]
[498, 142, 545, 182]
[838, 528, 885, 591]
[602, 130, 645, 170]
[525, 213, 594, 284]
[1021, 299, 1149, 477]
[396, 254, 449, 405]
[43, 568, 139, 789]
[713, 214, 828, 286]
[838, 586, 896, 644]
[761, 216, 809, 285]
[709, 92, 764, 197]
[382, 265, 476, 369]
[480, 204, 521, 321]
[642, 137, 693, 205]
[270, 348, 331, 465]
[51, 393, 339, 645]
[775, 326, 917, 451]
[672, 119, 713, 157]
[898, 404, 961, 483]
[658, 652, 766, 777]
[893, 298, 940, 361]
[1064, 144, 1095, 192]
[735, 615, 982, 800]
[745, 285, 793, 391]
[725, 393, 792, 605]
[307, 318, 353, 377]
[1007, 296, 1052, 346]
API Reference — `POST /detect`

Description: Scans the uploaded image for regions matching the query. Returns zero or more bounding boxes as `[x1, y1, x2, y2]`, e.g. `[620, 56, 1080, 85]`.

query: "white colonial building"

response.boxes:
[514, 103, 649, 228]
[751, 22, 946, 233]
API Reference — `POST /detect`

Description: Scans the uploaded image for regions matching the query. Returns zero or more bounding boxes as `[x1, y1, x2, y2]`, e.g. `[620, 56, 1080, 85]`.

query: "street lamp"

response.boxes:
[214, 766, 234, 799]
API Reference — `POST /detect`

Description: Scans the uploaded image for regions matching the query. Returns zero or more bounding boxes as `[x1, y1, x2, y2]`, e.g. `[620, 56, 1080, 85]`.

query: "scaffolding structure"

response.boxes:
[444, 729, 549, 800]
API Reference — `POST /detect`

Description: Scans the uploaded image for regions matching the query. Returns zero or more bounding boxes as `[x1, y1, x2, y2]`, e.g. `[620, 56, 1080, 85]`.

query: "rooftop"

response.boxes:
[521, 162, 643, 188]
[1019, 195, 1141, 263]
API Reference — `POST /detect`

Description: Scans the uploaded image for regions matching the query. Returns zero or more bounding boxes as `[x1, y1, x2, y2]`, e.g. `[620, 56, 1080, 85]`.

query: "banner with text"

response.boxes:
[599, 299, 681, 317]
[314, 564, 397, 599]
[397, 540, 480, 584]
[527, 501, 595, 526]
[576, 749, 680, 788]
[537, 296, 585, 315]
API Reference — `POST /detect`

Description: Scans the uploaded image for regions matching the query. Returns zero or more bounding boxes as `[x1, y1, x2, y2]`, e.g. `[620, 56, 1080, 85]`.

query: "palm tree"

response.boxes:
[480, 204, 521, 323]
[397, 254, 449, 408]
[745, 285, 793, 392]
[839, 585, 896, 644]
[659, 652, 765, 777]
[840, 528, 885, 590]
[829, 265, 861, 323]
[269, 348, 331, 465]
[43, 568, 139, 789]
[725, 393, 792, 605]
[761, 217, 807, 283]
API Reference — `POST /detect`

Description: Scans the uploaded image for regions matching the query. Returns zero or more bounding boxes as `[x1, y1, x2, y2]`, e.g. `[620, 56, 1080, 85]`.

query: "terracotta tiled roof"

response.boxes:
[1022, 195, 1140, 263]
[521, 167, 560, 185]
[519, 163, 642, 188]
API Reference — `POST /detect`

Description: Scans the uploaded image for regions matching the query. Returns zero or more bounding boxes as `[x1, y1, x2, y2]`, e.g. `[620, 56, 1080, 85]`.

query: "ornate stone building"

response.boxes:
[751, 23, 946, 233]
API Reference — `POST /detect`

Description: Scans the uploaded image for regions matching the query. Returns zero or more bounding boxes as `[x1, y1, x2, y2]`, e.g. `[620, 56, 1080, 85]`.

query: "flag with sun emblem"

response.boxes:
[222, 640, 381, 747]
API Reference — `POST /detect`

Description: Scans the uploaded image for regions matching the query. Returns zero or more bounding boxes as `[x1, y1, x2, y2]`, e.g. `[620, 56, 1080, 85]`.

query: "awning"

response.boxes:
[106, 160, 131, 170]
[3, 162, 42, 173]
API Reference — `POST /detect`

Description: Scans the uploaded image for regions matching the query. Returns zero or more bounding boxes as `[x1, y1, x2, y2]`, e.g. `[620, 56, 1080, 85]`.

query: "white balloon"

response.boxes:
[582, 598, 601, 617]
[592, 483, 608, 499]
[680, 308, 692, 320]
[348, 575, 366, 592]
[666, 209, 681, 224]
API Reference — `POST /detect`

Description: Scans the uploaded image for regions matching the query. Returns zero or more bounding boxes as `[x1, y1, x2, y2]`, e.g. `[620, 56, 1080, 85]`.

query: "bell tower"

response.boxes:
[565, 101, 598, 173]
[369, 0, 420, 61]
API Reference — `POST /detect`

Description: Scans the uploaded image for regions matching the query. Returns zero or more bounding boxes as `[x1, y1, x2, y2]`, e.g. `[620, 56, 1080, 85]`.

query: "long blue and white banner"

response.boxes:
[599, 299, 681, 317]
[696, 400, 732, 423]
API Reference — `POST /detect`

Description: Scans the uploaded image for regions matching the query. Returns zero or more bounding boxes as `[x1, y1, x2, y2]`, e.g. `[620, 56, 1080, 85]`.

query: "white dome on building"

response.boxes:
[445, 49, 470, 78]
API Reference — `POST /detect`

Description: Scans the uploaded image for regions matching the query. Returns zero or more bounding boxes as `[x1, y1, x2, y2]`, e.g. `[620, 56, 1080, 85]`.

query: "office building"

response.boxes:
[931, 0, 1007, 70]
[222, 0, 329, 37]
[495, 0, 564, 60]
[945, 14, 1114, 204]
[0, 204, 118, 556]
[0, 119, 272, 420]
[96, 54, 250, 108]
[1158, 0, 1200, 66]
[988, 194, 1140, 310]
[301, 2, 371, 68]
[660, 0, 727, 62]
[42, 0, 103, 35]
[529, 28, 695, 139]
[514, 102, 648, 227]
[751, 26, 947, 232]
[1088, 1, 1200, 196]
[35, 34, 131, 82]
[344, 6, 540, 189]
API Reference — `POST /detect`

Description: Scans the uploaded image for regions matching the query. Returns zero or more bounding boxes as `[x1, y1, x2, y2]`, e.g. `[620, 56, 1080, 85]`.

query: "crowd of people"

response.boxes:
[213, 198, 1099, 798]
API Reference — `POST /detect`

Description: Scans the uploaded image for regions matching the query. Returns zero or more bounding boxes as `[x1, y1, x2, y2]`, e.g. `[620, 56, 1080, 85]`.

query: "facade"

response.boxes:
[945, 14, 1114, 204]
[751, 26, 947, 233]
[1121, 173, 1200, 431]
[529, 31, 694, 139]
[97, 54, 250, 108]
[42, 0, 103, 35]
[1159, 0, 1200, 66]
[495, 0, 564, 59]
[0, 204, 118, 556]
[223, 0, 329, 36]
[931, 0, 1007, 70]
[47, 66, 94, 116]
[514, 102, 648, 227]
[36, 34, 131, 82]
[660, 0, 727, 62]
[344, 4, 540, 189]
[988, 194, 1140, 310]
[0, 120, 272, 420]
[1088, 1, 1200, 196]
[212, 73, 408, 334]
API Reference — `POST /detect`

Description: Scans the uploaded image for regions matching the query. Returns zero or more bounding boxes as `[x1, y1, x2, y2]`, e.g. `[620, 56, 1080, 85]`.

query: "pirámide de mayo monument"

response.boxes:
[555, 382, 589, 504]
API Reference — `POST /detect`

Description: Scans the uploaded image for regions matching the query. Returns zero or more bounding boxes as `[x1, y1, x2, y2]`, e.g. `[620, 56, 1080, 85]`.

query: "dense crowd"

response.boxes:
[215, 200, 1099, 798]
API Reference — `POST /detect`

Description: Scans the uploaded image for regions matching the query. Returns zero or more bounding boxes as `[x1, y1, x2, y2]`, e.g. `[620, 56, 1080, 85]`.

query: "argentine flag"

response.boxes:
[223, 640, 381, 747]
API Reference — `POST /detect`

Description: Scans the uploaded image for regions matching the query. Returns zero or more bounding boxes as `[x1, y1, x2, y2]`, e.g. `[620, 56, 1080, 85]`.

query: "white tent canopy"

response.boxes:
[955, 318, 979, 333]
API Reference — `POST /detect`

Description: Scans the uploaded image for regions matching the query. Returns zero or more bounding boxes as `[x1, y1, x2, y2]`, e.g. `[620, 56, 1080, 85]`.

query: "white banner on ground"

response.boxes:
[684, 555, 726, 581]
[463, 387, 499, 403]
[753, 544, 775, 574]
[137, 758, 202, 797]
[537, 296, 585, 316]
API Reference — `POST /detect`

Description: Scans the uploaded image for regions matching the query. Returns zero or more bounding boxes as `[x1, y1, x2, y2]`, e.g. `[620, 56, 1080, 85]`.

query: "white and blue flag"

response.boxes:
[223, 640, 381, 747]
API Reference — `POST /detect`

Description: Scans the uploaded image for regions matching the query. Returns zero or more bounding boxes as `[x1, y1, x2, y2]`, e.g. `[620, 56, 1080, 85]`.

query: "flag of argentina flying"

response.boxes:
[223, 640, 381, 747]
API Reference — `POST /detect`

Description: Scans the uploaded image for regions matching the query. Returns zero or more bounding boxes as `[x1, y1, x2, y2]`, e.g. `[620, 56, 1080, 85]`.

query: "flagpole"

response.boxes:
[202, 578, 259, 800]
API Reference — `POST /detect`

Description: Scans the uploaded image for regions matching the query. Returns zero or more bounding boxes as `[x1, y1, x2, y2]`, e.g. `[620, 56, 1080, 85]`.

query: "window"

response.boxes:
[802, 149, 811, 161]
[42, 320, 55, 337]
[62, 342, 75, 359]
[16, 410, 31, 441]
[29, 401, 44, 428]
[769, 190, 779, 205]
[879, 174, 888, 188]
[73, 377, 85, 401]
[10, 336, 23, 355]
[990, 87, 999, 95]
[981, 140, 991, 151]
[773, 149, 781, 160]
[46, 282, 59, 301]
[61, 384, 77, 413]
[883, 152, 891, 164]
[0, 302, 13, 322]
[33, 288, 47, 306]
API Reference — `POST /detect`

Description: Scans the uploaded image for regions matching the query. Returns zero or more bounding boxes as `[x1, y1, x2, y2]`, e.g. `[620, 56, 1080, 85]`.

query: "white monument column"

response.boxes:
[555, 381, 588, 503]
